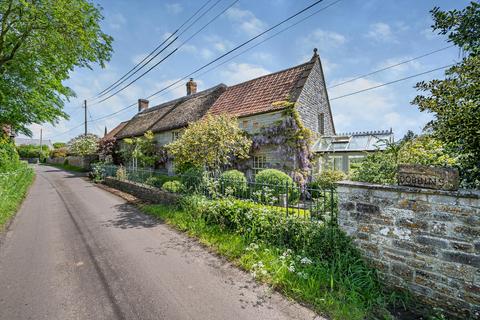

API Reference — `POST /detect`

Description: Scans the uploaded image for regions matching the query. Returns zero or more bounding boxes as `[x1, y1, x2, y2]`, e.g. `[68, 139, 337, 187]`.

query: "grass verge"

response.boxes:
[140, 201, 405, 320]
[0, 164, 35, 230]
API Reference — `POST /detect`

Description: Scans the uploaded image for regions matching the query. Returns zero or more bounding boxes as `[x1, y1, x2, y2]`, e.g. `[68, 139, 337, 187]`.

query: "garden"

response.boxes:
[88, 112, 408, 319]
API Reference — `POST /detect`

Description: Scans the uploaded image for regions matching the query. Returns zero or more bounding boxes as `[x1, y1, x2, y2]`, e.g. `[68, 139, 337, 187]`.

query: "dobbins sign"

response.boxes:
[397, 164, 459, 191]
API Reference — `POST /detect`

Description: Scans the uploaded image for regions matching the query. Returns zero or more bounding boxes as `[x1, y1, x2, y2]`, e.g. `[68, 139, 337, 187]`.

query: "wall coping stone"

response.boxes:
[337, 180, 480, 199]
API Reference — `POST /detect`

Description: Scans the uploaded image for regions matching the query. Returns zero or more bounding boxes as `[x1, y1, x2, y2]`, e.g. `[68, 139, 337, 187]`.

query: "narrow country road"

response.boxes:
[0, 165, 321, 320]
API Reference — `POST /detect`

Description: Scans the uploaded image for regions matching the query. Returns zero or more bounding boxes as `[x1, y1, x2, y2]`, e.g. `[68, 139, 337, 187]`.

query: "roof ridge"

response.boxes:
[224, 61, 313, 90]
[143, 84, 227, 114]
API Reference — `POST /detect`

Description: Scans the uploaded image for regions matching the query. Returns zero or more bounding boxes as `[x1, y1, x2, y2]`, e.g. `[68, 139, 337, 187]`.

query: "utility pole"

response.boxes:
[39, 128, 43, 162]
[84, 99, 88, 136]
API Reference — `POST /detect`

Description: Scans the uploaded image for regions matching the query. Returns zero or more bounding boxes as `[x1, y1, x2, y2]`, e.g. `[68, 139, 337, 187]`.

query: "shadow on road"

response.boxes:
[103, 203, 163, 229]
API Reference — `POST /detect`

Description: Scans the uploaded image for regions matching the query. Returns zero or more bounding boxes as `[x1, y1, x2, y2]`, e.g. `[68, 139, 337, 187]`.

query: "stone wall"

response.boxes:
[337, 181, 480, 318]
[46, 157, 66, 165]
[104, 177, 180, 205]
[296, 57, 335, 135]
[67, 155, 98, 170]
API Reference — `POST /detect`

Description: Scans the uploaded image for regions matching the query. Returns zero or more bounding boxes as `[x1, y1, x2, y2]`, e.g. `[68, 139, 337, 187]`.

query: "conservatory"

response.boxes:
[312, 129, 394, 173]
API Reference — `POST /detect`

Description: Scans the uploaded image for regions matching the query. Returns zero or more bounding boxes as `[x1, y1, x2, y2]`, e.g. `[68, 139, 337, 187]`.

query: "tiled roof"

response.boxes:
[208, 60, 315, 117]
[104, 121, 129, 140]
[115, 85, 226, 139]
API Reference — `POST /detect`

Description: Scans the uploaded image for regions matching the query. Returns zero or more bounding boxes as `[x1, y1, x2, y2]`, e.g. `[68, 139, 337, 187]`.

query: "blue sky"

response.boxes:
[29, 0, 469, 142]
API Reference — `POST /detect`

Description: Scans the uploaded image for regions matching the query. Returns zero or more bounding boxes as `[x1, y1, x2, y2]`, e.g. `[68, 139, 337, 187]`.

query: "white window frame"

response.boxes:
[252, 155, 267, 175]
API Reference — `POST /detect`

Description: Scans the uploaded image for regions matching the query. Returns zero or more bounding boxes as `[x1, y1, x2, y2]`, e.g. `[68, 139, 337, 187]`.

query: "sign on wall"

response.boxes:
[397, 164, 459, 191]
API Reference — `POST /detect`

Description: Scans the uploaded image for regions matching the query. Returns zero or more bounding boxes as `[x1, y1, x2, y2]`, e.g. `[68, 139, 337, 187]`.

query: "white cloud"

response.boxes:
[226, 7, 266, 36]
[107, 13, 126, 30]
[302, 29, 346, 49]
[204, 35, 233, 53]
[366, 22, 395, 42]
[179, 44, 214, 60]
[328, 77, 431, 137]
[165, 3, 183, 14]
[376, 56, 422, 77]
[219, 62, 270, 85]
[132, 52, 148, 65]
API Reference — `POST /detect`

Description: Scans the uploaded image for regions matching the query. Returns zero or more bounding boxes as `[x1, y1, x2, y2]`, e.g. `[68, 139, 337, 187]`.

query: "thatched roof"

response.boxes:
[104, 121, 128, 140]
[115, 84, 226, 139]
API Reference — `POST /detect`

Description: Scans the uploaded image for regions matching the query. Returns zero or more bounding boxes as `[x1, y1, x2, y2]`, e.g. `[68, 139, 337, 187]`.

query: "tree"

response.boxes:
[167, 114, 252, 172]
[98, 137, 116, 163]
[412, 1, 480, 188]
[0, 0, 113, 135]
[121, 130, 157, 168]
[53, 142, 66, 149]
[68, 134, 99, 156]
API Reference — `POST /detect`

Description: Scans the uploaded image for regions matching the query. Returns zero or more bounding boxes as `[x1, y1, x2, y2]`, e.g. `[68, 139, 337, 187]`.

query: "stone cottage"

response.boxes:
[110, 49, 336, 176]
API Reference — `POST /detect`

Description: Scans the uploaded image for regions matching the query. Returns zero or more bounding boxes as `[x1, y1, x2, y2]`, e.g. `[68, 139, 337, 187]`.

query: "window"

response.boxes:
[171, 131, 181, 141]
[242, 120, 249, 129]
[318, 113, 325, 134]
[252, 155, 267, 175]
[253, 121, 259, 130]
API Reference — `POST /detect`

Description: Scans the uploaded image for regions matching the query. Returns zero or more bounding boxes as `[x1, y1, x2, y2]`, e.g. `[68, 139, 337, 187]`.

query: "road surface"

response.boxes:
[0, 165, 321, 320]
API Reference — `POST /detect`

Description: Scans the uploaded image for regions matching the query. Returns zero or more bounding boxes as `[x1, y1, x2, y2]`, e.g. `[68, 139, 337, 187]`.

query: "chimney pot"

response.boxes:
[186, 78, 197, 95]
[138, 99, 149, 113]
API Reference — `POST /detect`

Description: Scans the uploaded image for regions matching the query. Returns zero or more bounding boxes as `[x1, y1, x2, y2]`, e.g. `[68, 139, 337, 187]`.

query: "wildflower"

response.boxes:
[300, 257, 313, 265]
[288, 263, 295, 273]
[296, 271, 308, 279]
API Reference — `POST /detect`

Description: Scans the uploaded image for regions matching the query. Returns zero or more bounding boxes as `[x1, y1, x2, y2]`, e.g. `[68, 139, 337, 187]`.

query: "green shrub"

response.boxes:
[180, 167, 205, 191]
[162, 180, 182, 193]
[175, 195, 387, 318]
[0, 138, 20, 172]
[145, 174, 179, 188]
[309, 170, 346, 191]
[219, 170, 247, 196]
[50, 147, 67, 158]
[16, 144, 48, 159]
[351, 135, 457, 185]
[0, 163, 34, 229]
[254, 169, 299, 202]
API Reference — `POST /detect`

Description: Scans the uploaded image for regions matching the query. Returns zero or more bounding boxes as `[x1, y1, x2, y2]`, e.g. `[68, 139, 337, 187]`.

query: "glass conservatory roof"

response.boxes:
[313, 129, 394, 153]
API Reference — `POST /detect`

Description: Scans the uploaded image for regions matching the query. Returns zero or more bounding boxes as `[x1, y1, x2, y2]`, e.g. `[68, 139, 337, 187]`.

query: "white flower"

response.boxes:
[288, 264, 295, 272]
[296, 271, 308, 279]
[300, 257, 313, 265]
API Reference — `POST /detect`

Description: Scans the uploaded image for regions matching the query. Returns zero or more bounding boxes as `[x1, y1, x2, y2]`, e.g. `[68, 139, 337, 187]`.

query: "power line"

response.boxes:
[328, 45, 455, 89]
[91, 0, 221, 100]
[50, 0, 342, 133]
[329, 64, 454, 101]
[143, 0, 329, 101]
[49, 62, 455, 140]
[93, 0, 238, 106]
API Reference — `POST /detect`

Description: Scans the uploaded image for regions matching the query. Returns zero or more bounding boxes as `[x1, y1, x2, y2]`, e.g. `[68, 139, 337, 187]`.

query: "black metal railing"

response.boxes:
[99, 164, 337, 224]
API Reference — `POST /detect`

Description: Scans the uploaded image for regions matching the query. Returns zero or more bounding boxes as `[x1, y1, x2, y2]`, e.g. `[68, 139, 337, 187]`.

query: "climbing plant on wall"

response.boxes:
[250, 100, 315, 186]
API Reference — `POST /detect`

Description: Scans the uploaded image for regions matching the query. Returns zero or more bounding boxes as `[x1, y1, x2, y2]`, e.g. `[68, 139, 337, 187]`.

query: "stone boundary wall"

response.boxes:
[67, 155, 98, 170]
[337, 181, 480, 318]
[46, 157, 66, 165]
[104, 177, 180, 205]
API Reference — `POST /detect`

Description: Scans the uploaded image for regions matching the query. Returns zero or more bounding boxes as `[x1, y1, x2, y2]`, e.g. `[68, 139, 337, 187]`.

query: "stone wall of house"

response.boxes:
[337, 181, 480, 318]
[296, 59, 335, 135]
[104, 177, 180, 204]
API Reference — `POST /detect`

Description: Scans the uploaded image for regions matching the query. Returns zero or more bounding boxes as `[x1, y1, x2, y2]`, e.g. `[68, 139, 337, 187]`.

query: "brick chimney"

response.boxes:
[138, 99, 149, 113]
[186, 78, 197, 95]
